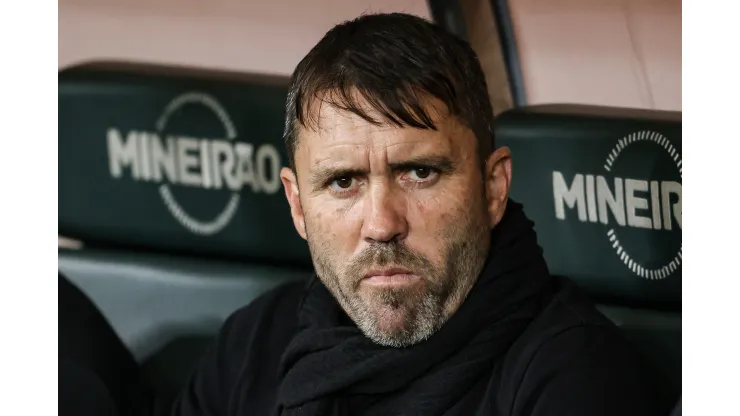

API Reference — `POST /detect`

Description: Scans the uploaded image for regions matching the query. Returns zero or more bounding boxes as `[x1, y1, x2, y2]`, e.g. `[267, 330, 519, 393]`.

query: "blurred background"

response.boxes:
[59, 0, 680, 109]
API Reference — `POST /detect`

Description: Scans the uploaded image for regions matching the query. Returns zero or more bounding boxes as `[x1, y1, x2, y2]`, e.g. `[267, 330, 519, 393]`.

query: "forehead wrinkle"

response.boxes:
[309, 145, 367, 172]
[304, 129, 459, 172]
[305, 92, 459, 140]
[296, 102, 469, 173]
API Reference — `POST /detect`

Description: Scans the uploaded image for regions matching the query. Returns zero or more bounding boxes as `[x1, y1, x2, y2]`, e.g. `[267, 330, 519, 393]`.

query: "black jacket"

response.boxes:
[171, 277, 674, 416]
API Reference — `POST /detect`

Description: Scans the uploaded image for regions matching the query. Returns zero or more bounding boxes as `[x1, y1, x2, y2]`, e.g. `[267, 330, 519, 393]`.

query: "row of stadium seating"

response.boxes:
[58, 66, 681, 406]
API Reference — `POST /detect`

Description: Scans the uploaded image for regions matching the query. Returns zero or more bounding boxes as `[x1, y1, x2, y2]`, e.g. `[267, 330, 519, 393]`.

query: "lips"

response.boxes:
[363, 267, 420, 287]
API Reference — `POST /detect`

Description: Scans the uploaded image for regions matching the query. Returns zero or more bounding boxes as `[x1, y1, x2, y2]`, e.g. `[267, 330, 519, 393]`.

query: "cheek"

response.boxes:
[407, 192, 468, 258]
[304, 197, 364, 252]
[409, 178, 484, 245]
[411, 185, 474, 228]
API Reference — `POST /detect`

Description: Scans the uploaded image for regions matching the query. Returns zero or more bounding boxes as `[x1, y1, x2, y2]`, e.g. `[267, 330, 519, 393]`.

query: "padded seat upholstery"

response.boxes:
[495, 104, 682, 395]
[59, 249, 308, 402]
[58, 65, 312, 404]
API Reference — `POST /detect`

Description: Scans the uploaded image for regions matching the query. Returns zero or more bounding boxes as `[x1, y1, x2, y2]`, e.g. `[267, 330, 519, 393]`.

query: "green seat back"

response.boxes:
[58, 65, 312, 403]
[59, 66, 311, 265]
[495, 104, 681, 393]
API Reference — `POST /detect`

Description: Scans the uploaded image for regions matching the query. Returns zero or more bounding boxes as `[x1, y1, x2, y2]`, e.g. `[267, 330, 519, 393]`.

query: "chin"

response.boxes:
[371, 303, 415, 332]
[354, 286, 442, 347]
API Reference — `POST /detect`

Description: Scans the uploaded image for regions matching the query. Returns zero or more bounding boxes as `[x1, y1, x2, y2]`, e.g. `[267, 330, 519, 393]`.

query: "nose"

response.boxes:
[361, 181, 408, 244]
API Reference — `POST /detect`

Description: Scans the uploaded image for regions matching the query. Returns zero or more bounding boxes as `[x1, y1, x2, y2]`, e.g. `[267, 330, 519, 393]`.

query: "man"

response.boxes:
[172, 13, 673, 416]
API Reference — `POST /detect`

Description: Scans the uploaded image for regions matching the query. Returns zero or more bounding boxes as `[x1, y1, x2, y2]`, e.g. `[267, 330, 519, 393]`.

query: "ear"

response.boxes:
[280, 167, 307, 240]
[483, 146, 512, 228]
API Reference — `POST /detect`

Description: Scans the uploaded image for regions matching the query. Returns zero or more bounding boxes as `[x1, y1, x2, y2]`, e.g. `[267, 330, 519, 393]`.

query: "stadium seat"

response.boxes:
[495, 104, 682, 397]
[58, 64, 313, 406]
[59, 66, 681, 409]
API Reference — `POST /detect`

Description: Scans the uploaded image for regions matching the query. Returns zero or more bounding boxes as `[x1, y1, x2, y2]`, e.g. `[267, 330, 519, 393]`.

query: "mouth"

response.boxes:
[362, 267, 421, 287]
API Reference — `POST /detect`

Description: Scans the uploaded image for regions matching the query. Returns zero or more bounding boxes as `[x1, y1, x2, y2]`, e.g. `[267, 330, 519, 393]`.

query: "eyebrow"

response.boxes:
[307, 167, 366, 191]
[388, 155, 456, 173]
[307, 154, 457, 191]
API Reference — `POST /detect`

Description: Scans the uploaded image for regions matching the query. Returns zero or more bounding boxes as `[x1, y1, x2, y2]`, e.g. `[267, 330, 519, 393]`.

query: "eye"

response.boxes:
[410, 167, 431, 180]
[407, 167, 436, 181]
[330, 176, 356, 192]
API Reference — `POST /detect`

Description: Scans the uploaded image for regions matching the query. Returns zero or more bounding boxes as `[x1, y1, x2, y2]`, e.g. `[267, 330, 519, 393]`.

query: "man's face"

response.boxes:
[281, 97, 511, 347]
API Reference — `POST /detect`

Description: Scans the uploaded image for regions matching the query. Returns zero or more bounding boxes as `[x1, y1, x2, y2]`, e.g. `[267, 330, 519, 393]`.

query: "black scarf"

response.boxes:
[276, 201, 553, 415]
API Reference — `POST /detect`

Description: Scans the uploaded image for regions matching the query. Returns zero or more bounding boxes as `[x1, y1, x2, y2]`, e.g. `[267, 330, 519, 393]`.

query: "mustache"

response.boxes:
[346, 241, 434, 283]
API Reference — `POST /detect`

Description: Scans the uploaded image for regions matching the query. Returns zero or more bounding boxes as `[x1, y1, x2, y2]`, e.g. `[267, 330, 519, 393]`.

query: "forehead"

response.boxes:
[293, 96, 476, 167]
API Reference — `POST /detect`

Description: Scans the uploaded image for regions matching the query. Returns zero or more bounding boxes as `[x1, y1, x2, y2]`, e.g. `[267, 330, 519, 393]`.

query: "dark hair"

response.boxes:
[283, 12, 494, 171]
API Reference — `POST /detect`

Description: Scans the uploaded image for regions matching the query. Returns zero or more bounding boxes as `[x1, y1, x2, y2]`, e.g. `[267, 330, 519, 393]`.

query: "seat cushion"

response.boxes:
[59, 247, 311, 403]
[59, 248, 311, 362]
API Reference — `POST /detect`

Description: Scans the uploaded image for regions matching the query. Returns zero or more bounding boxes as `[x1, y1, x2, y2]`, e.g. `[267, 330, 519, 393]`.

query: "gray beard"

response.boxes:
[306, 211, 490, 348]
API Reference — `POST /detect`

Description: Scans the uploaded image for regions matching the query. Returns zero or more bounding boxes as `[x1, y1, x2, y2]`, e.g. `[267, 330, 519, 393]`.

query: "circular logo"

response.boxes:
[603, 130, 682, 280]
[156, 92, 240, 236]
